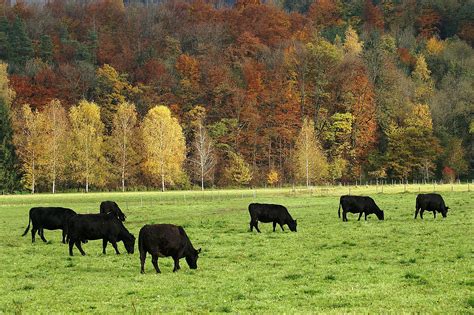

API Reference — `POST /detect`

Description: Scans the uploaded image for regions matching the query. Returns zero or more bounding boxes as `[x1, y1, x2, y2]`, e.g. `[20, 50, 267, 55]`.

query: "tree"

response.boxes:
[108, 102, 139, 192]
[42, 99, 69, 193]
[93, 64, 140, 134]
[267, 169, 279, 186]
[343, 26, 364, 56]
[7, 16, 33, 70]
[69, 100, 106, 192]
[294, 117, 328, 187]
[224, 151, 252, 186]
[190, 121, 215, 191]
[385, 105, 441, 181]
[12, 104, 44, 193]
[0, 62, 19, 192]
[142, 105, 186, 192]
[443, 138, 468, 179]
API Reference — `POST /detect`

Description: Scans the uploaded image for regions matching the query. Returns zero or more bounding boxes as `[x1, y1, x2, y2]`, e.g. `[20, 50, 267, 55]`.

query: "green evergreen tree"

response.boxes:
[0, 98, 19, 193]
[40, 34, 54, 63]
[0, 17, 9, 61]
[8, 17, 34, 70]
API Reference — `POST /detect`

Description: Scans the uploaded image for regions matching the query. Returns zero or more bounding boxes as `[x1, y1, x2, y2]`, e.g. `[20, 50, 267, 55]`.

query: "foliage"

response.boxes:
[11, 104, 44, 193]
[0, 1, 472, 190]
[267, 169, 279, 186]
[141, 105, 186, 191]
[107, 102, 140, 191]
[69, 100, 106, 192]
[224, 151, 252, 186]
[294, 117, 328, 186]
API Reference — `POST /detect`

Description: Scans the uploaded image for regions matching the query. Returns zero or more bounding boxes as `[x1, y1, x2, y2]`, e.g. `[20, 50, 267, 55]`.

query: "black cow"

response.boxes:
[67, 213, 135, 256]
[100, 201, 126, 221]
[338, 195, 384, 221]
[22, 207, 76, 243]
[248, 203, 297, 233]
[415, 193, 450, 219]
[138, 224, 201, 274]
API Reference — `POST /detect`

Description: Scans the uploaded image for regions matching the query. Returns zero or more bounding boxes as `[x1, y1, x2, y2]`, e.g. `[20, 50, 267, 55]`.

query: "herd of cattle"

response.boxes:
[21, 193, 450, 273]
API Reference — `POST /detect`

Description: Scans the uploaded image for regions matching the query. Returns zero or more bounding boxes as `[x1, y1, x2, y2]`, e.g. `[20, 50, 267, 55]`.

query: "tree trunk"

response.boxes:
[86, 177, 89, 193]
[201, 164, 204, 191]
[161, 173, 165, 192]
[52, 180, 55, 194]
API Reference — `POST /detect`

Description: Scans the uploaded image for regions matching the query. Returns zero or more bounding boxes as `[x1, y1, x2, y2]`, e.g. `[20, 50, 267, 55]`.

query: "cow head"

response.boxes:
[376, 210, 384, 220]
[185, 248, 201, 269]
[288, 219, 297, 232]
[123, 233, 136, 254]
[441, 207, 449, 218]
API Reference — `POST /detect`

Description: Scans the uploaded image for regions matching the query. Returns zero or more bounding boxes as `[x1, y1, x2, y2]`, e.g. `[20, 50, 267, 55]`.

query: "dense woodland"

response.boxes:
[0, 0, 473, 193]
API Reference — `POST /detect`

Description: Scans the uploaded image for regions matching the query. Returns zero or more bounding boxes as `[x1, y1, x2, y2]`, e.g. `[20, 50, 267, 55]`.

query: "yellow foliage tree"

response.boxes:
[267, 169, 279, 186]
[42, 99, 69, 193]
[142, 105, 186, 191]
[108, 102, 139, 192]
[224, 151, 253, 186]
[343, 25, 364, 56]
[294, 117, 328, 187]
[426, 37, 444, 55]
[69, 100, 106, 192]
[12, 104, 44, 193]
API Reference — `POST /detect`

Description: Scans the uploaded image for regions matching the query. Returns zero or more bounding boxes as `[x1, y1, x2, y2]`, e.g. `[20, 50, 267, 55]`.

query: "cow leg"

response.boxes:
[69, 240, 74, 256]
[414, 208, 419, 219]
[151, 254, 161, 273]
[433, 211, 436, 219]
[357, 212, 363, 221]
[39, 229, 47, 242]
[75, 241, 86, 256]
[249, 220, 253, 232]
[420, 210, 424, 219]
[62, 229, 67, 244]
[31, 227, 37, 243]
[343, 211, 348, 222]
[279, 223, 284, 231]
[272, 222, 277, 232]
[102, 239, 108, 254]
[173, 257, 181, 272]
[140, 251, 146, 274]
[111, 241, 120, 255]
[364, 213, 368, 221]
[255, 221, 261, 233]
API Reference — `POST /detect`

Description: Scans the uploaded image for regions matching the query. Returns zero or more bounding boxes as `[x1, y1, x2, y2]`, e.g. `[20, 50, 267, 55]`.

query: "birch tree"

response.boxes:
[42, 99, 68, 193]
[294, 117, 328, 187]
[190, 121, 215, 190]
[12, 104, 44, 193]
[142, 105, 185, 191]
[69, 100, 105, 192]
[108, 102, 139, 192]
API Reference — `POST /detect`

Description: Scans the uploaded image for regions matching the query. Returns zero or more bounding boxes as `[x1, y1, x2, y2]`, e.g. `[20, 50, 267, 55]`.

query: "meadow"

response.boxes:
[0, 184, 472, 313]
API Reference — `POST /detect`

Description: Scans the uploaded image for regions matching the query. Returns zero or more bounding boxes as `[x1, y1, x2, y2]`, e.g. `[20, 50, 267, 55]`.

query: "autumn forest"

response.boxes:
[0, 0, 473, 193]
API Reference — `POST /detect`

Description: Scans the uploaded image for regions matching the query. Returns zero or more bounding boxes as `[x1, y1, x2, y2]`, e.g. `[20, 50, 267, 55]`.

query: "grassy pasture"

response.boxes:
[0, 186, 472, 313]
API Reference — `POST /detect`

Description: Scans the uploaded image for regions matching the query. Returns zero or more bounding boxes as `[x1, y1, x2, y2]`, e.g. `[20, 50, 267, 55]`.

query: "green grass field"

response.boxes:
[0, 186, 473, 313]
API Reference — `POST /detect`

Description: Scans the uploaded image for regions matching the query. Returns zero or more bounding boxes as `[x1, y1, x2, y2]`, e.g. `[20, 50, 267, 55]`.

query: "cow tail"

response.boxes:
[22, 212, 31, 236]
[338, 201, 341, 218]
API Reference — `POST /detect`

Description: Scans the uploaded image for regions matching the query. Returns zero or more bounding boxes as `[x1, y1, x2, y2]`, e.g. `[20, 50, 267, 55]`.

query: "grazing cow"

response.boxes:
[67, 213, 135, 256]
[138, 224, 201, 274]
[248, 203, 297, 233]
[22, 207, 76, 243]
[338, 195, 384, 222]
[100, 201, 126, 221]
[415, 193, 450, 219]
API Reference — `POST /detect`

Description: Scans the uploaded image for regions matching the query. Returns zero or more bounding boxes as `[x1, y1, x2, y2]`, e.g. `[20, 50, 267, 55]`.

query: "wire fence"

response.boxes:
[1, 182, 471, 211]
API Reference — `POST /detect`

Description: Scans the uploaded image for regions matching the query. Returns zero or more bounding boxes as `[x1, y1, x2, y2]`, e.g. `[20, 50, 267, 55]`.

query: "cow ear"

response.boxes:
[197, 248, 201, 254]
